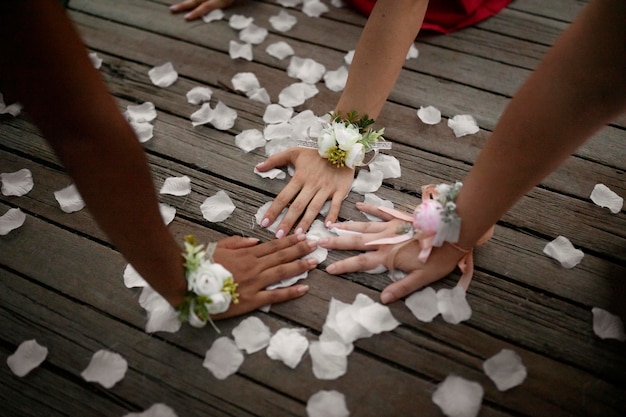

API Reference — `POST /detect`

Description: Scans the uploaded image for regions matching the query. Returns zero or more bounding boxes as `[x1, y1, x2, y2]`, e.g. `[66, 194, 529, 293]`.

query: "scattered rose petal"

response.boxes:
[325, 295, 373, 345]
[125, 102, 157, 123]
[202, 9, 224, 23]
[264, 104, 294, 124]
[320, 200, 331, 217]
[363, 264, 387, 274]
[0, 208, 26, 235]
[123, 264, 147, 288]
[89, 52, 102, 69]
[7, 340, 48, 377]
[254, 167, 286, 180]
[1, 168, 33, 196]
[240, 23, 268, 44]
[543, 235, 584, 268]
[309, 341, 348, 380]
[405, 287, 439, 322]
[236, 129, 266, 152]
[331, 0, 346, 7]
[200, 190, 236, 222]
[203, 337, 244, 380]
[406, 44, 419, 60]
[159, 203, 176, 225]
[355, 303, 400, 334]
[0, 93, 22, 116]
[264, 122, 294, 140]
[255, 201, 287, 233]
[369, 154, 401, 179]
[344, 50, 354, 65]
[229, 14, 253, 30]
[81, 350, 128, 389]
[447, 114, 479, 138]
[247, 87, 271, 104]
[229, 41, 253, 61]
[139, 286, 181, 333]
[190, 103, 212, 126]
[269, 10, 297, 32]
[266, 41, 295, 60]
[186, 86, 213, 104]
[124, 403, 178, 417]
[54, 184, 85, 213]
[278, 82, 319, 107]
[591, 307, 625, 342]
[417, 105, 442, 125]
[303, 0, 329, 17]
[306, 390, 350, 417]
[351, 169, 384, 194]
[232, 72, 261, 93]
[266, 328, 309, 369]
[289, 110, 324, 140]
[287, 56, 326, 84]
[232, 316, 272, 354]
[191, 101, 237, 130]
[130, 121, 154, 143]
[160, 176, 191, 196]
[277, 0, 302, 7]
[590, 183, 623, 214]
[324, 66, 348, 92]
[148, 62, 178, 88]
[362, 194, 394, 221]
[432, 375, 483, 417]
[483, 349, 527, 391]
[437, 286, 472, 324]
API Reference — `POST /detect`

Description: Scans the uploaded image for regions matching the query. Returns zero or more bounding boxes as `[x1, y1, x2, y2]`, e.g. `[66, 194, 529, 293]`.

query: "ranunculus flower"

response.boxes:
[207, 292, 232, 315]
[189, 263, 232, 296]
[334, 123, 361, 150]
[317, 128, 336, 158]
[344, 143, 365, 169]
[413, 200, 442, 234]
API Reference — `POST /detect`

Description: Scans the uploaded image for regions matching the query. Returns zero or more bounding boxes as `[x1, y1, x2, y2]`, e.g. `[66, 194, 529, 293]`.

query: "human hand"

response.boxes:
[210, 233, 318, 318]
[256, 148, 355, 238]
[169, 0, 235, 21]
[318, 202, 464, 304]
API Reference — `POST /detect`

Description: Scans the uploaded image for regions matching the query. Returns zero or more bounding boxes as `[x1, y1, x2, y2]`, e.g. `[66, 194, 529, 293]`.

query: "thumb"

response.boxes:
[216, 236, 259, 250]
[380, 269, 430, 304]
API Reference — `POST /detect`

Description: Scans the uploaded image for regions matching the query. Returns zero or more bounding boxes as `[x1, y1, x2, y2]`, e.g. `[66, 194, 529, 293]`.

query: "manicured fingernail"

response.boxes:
[318, 238, 329, 246]
[295, 227, 303, 234]
[261, 218, 270, 227]
[326, 264, 336, 273]
[275, 229, 284, 239]
[169, 5, 177, 10]
[381, 292, 395, 304]
[297, 285, 309, 294]
[246, 237, 260, 242]
[184, 13, 192, 19]
[296, 233, 306, 241]
[307, 258, 318, 266]
[307, 239, 318, 248]
[325, 220, 332, 228]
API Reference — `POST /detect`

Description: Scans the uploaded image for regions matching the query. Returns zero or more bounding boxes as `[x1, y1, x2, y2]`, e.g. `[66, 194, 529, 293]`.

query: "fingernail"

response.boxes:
[295, 227, 303, 234]
[307, 239, 318, 248]
[261, 218, 270, 227]
[296, 233, 306, 241]
[318, 238, 329, 246]
[184, 13, 192, 19]
[307, 258, 318, 266]
[325, 220, 332, 228]
[275, 229, 284, 239]
[169, 5, 177, 10]
[246, 237, 260, 242]
[297, 285, 309, 294]
[326, 264, 336, 273]
[381, 292, 395, 304]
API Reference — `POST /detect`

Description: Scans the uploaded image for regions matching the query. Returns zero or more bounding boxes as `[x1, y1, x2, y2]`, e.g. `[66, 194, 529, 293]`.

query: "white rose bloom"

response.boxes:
[334, 123, 361, 150]
[344, 143, 365, 168]
[207, 292, 232, 315]
[317, 128, 336, 158]
[190, 262, 231, 296]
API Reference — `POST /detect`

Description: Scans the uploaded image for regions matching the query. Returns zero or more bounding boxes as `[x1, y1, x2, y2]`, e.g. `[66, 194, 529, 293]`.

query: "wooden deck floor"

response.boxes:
[1, 0, 625, 416]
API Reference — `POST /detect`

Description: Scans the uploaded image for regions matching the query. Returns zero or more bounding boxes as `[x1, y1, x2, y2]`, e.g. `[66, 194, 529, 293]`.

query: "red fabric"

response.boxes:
[345, 0, 512, 34]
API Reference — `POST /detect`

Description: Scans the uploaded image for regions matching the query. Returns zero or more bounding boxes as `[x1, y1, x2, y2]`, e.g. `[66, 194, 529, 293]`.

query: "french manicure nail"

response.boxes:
[326, 264, 336, 273]
[325, 220, 332, 228]
[295, 227, 303, 234]
[261, 218, 270, 227]
[275, 229, 284, 239]
[381, 292, 395, 304]
[296, 233, 306, 241]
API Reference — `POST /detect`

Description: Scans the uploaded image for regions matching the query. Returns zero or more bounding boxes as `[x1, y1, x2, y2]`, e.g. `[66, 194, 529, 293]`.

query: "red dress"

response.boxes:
[345, 0, 513, 34]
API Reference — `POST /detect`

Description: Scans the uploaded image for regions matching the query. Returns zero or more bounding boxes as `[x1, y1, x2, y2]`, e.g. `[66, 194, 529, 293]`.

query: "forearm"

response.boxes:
[455, 0, 626, 248]
[0, 1, 186, 305]
[335, 0, 428, 120]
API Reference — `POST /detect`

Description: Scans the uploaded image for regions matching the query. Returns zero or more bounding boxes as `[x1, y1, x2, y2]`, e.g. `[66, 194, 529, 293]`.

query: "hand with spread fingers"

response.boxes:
[169, 0, 235, 21]
[255, 148, 355, 238]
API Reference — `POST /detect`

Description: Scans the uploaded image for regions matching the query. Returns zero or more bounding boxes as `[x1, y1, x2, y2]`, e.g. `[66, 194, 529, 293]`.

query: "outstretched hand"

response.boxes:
[256, 148, 355, 238]
[318, 202, 464, 304]
[169, 0, 235, 21]
[210, 233, 318, 318]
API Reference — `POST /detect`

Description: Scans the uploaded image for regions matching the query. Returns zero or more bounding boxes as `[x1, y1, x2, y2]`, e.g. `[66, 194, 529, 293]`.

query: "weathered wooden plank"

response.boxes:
[508, 0, 589, 22]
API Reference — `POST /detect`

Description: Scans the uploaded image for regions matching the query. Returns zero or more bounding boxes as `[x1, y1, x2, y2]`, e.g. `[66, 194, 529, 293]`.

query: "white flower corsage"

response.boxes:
[176, 235, 239, 331]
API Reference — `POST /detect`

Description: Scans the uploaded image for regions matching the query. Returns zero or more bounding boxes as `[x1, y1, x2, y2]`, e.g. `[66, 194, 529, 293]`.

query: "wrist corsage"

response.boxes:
[299, 111, 391, 168]
[176, 235, 239, 331]
[367, 182, 493, 289]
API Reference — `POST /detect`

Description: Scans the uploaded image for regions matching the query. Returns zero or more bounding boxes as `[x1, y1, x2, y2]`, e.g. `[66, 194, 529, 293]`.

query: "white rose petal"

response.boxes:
[0, 208, 26, 235]
[432, 375, 484, 417]
[266, 41, 295, 60]
[232, 316, 272, 354]
[306, 390, 350, 417]
[437, 286, 472, 324]
[447, 114, 480, 138]
[264, 104, 294, 124]
[344, 50, 354, 65]
[148, 62, 178, 88]
[246, 87, 271, 104]
[483, 349, 527, 391]
[124, 403, 178, 417]
[266, 328, 309, 369]
[543, 235, 584, 268]
[324, 66, 349, 92]
[202, 9, 224, 23]
[190, 103, 213, 127]
[7, 340, 48, 377]
[287, 56, 326, 84]
[125, 102, 157, 123]
[264, 122, 294, 141]
[406, 43, 419, 60]
[239, 23, 268, 44]
[203, 337, 244, 380]
[356, 302, 400, 334]
[0, 93, 22, 116]
[405, 287, 439, 322]
[123, 264, 147, 288]
[229, 41, 253, 61]
[232, 72, 261, 93]
[417, 105, 442, 125]
[269, 10, 297, 32]
[139, 286, 181, 333]
[54, 184, 85, 213]
[236, 129, 266, 152]
[1, 168, 33, 196]
[186, 86, 213, 104]
[81, 350, 128, 389]
[229, 14, 253, 30]
[590, 183, 623, 214]
[278, 82, 319, 107]
[363, 264, 387, 274]
[89, 52, 102, 69]
[159, 203, 176, 226]
[309, 341, 348, 380]
[591, 307, 626, 342]
[160, 176, 192, 196]
[329, 299, 373, 345]
[303, 0, 329, 17]
[255, 201, 287, 233]
[362, 193, 394, 221]
[351, 169, 384, 194]
[277, 0, 302, 7]
[211, 101, 238, 130]
[130, 121, 154, 143]
[254, 167, 286, 180]
[200, 190, 236, 222]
